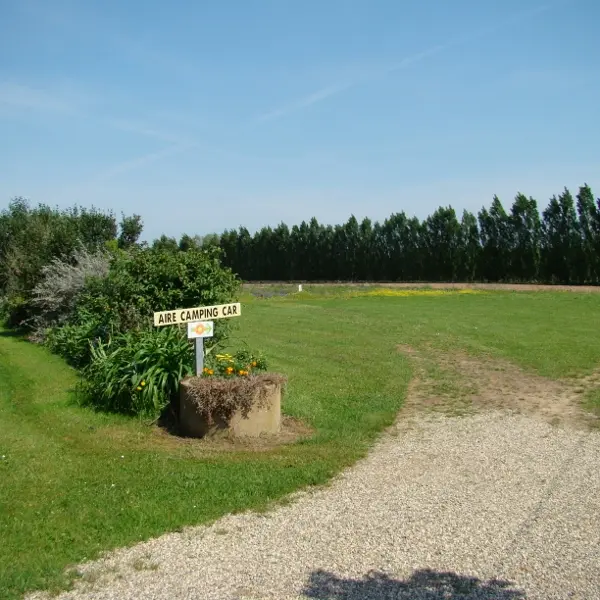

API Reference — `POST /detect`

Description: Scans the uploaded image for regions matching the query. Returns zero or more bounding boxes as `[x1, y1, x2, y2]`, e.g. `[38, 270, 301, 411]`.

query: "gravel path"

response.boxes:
[29, 410, 600, 600]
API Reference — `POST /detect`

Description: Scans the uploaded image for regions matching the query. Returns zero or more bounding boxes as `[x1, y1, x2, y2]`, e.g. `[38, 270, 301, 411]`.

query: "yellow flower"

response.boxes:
[251, 361, 257, 367]
[136, 386, 142, 391]
[208, 369, 214, 375]
[141, 381, 146, 386]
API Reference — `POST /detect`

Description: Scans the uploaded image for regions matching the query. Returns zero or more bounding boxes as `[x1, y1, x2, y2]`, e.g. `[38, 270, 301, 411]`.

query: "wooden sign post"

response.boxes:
[153, 302, 242, 376]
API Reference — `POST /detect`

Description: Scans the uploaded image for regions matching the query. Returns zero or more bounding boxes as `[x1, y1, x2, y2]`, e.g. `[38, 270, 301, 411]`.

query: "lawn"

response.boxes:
[2, 288, 600, 599]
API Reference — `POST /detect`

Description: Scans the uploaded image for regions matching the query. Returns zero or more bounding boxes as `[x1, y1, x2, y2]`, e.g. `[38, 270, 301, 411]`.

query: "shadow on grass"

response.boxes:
[302, 568, 526, 599]
[0, 329, 25, 338]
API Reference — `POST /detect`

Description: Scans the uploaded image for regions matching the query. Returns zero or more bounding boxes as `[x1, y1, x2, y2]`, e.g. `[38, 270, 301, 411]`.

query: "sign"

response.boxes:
[187, 321, 214, 339]
[153, 302, 241, 327]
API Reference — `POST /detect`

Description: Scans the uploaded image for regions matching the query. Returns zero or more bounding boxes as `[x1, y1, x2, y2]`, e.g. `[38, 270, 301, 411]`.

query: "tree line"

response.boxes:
[3, 182, 600, 291]
[213, 183, 600, 284]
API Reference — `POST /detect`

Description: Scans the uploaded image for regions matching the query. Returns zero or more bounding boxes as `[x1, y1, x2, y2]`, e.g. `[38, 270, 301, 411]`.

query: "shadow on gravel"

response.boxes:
[302, 568, 526, 599]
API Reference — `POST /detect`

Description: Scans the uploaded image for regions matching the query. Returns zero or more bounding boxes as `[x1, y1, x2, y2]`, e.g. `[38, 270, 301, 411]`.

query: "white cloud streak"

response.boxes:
[82, 144, 194, 184]
[255, 82, 355, 123]
[254, 1, 562, 123]
[0, 82, 79, 114]
[6, 0, 569, 184]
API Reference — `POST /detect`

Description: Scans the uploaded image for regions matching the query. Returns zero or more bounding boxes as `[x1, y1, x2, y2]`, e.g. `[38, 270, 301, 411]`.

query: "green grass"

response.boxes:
[584, 388, 600, 418]
[2, 288, 600, 598]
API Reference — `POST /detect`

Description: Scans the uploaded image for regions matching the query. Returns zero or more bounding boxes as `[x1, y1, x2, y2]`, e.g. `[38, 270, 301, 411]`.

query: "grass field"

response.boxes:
[2, 287, 600, 599]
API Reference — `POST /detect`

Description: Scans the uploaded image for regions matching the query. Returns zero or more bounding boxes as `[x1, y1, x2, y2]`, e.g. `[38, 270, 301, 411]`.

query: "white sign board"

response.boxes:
[187, 321, 214, 339]
[154, 302, 241, 327]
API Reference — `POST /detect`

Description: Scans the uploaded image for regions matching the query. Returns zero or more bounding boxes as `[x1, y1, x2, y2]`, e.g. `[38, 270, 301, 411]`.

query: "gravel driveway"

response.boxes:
[29, 409, 600, 600]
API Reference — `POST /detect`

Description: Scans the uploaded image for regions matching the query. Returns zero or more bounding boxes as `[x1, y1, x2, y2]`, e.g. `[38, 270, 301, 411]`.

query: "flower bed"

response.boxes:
[178, 349, 287, 438]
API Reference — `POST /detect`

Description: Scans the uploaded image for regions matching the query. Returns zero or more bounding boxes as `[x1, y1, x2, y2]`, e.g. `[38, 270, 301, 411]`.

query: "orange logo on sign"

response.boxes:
[193, 322, 212, 336]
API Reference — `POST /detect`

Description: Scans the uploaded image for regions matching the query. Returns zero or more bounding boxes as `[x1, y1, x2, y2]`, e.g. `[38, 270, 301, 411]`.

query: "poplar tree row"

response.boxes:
[215, 184, 600, 284]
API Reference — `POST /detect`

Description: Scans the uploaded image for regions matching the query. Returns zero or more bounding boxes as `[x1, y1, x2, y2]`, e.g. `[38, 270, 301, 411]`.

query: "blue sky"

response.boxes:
[1, 0, 598, 242]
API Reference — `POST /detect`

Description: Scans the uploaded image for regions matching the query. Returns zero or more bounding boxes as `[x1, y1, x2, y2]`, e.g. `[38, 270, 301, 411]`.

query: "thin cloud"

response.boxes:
[18, 0, 198, 81]
[255, 82, 355, 123]
[88, 144, 193, 184]
[254, 1, 563, 123]
[0, 82, 79, 114]
[103, 118, 195, 145]
[8, 0, 570, 186]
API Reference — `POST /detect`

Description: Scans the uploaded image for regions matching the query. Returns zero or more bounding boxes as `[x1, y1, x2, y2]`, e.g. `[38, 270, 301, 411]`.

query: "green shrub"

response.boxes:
[0, 197, 137, 328]
[78, 326, 194, 419]
[23, 226, 241, 419]
[44, 290, 123, 367]
[74, 244, 241, 350]
[28, 244, 111, 341]
[0, 294, 29, 329]
[45, 320, 109, 369]
[43, 242, 240, 370]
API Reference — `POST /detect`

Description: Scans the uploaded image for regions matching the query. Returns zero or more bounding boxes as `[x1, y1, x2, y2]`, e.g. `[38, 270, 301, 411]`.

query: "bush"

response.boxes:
[0, 294, 29, 329]
[2, 205, 243, 420]
[43, 242, 240, 369]
[27, 244, 111, 340]
[44, 283, 124, 368]
[0, 197, 137, 327]
[78, 326, 194, 419]
[73, 244, 241, 351]
[46, 320, 111, 369]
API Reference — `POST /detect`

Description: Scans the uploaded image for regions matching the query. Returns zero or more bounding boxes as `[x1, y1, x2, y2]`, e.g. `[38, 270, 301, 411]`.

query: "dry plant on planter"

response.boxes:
[184, 372, 287, 425]
[183, 349, 286, 425]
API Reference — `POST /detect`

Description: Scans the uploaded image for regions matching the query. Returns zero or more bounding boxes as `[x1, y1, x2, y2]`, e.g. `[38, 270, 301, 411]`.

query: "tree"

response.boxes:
[458, 210, 480, 282]
[236, 227, 253, 280]
[306, 217, 325, 280]
[271, 223, 291, 280]
[218, 229, 239, 275]
[118, 213, 143, 249]
[508, 193, 541, 282]
[540, 188, 579, 283]
[343, 215, 361, 280]
[421, 207, 462, 282]
[152, 235, 179, 252]
[357, 217, 374, 280]
[478, 196, 511, 281]
[576, 184, 598, 283]
[381, 212, 418, 281]
[178, 233, 202, 252]
[200, 233, 221, 249]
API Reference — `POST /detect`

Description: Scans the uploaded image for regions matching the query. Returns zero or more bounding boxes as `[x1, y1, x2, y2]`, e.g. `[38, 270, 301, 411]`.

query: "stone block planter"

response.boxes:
[178, 374, 285, 438]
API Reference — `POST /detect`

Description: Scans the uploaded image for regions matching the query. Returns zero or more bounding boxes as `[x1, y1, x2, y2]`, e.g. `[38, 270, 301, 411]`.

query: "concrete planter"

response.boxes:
[179, 375, 283, 438]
